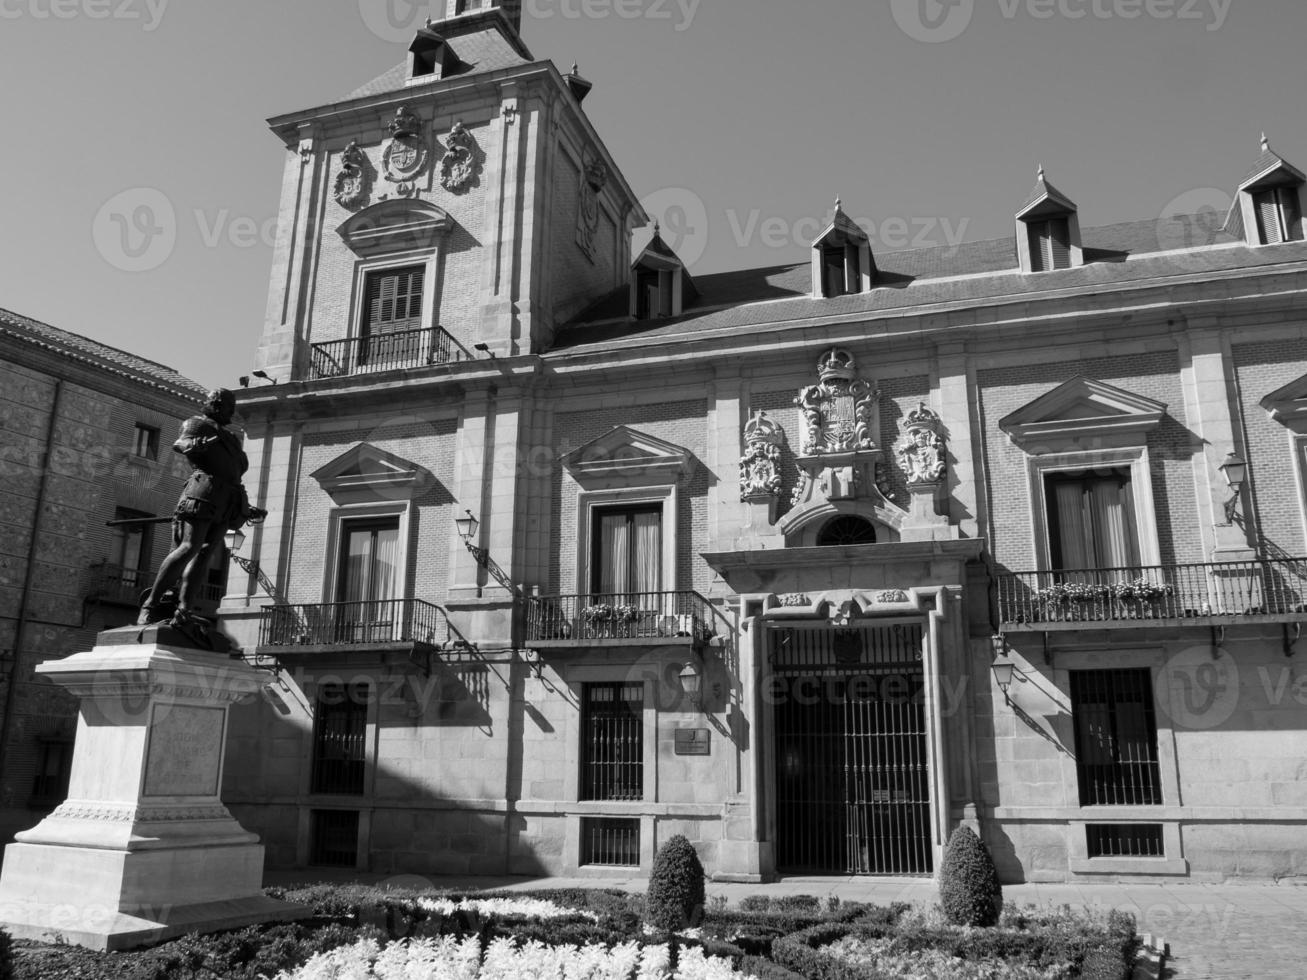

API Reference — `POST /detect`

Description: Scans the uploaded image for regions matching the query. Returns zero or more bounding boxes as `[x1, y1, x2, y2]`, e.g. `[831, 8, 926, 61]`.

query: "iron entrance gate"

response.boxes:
[771, 622, 933, 875]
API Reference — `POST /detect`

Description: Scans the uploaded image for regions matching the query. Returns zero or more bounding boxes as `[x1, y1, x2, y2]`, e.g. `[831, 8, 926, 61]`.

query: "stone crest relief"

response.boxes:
[576, 146, 608, 260]
[382, 105, 429, 190]
[740, 410, 785, 501]
[794, 348, 879, 455]
[896, 402, 947, 485]
[333, 140, 372, 210]
[438, 120, 481, 193]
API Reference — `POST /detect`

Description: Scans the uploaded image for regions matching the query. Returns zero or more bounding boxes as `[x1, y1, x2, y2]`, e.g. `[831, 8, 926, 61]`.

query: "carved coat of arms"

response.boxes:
[383, 105, 429, 185]
[333, 140, 371, 210]
[439, 120, 480, 193]
[740, 410, 785, 501]
[576, 147, 608, 259]
[794, 348, 879, 455]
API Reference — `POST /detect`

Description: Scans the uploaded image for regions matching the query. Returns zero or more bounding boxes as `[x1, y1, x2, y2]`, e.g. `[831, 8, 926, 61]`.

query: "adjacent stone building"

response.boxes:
[0, 308, 207, 844]
[220, 1, 1307, 882]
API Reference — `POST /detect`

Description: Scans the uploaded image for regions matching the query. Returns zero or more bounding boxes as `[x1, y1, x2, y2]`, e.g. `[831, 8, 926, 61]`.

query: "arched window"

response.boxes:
[817, 516, 876, 547]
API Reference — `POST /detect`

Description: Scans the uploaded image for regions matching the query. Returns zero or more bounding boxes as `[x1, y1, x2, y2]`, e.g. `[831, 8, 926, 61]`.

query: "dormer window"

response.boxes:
[409, 26, 462, 80]
[1016, 166, 1083, 273]
[630, 224, 696, 320]
[1226, 135, 1306, 247]
[811, 199, 874, 299]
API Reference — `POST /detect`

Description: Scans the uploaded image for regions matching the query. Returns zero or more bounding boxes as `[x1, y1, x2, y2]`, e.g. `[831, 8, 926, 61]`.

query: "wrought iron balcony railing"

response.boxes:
[86, 563, 150, 606]
[257, 599, 452, 649]
[997, 558, 1307, 628]
[526, 591, 716, 644]
[308, 326, 463, 380]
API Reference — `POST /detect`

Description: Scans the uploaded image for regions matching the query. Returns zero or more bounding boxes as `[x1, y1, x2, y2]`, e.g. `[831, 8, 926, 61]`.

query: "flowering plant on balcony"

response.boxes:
[582, 604, 614, 622]
[1111, 578, 1172, 602]
[1035, 582, 1111, 605]
[615, 604, 641, 623]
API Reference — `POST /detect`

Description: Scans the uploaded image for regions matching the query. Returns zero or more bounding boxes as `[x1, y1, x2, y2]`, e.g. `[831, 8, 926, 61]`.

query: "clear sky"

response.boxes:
[0, 0, 1303, 389]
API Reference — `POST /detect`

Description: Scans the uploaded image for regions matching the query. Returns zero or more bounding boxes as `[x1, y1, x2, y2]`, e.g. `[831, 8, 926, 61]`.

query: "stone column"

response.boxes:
[0, 633, 307, 950]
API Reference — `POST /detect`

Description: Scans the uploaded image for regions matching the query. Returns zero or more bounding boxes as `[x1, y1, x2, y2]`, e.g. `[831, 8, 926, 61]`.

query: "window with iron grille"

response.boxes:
[311, 684, 368, 795]
[1086, 824, 1165, 859]
[581, 817, 640, 867]
[1071, 669, 1162, 806]
[581, 682, 644, 801]
[310, 809, 359, 867]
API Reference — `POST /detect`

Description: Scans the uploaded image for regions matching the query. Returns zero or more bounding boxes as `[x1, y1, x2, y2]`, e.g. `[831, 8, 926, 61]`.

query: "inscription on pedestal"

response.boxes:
[143, 705, 225, 797]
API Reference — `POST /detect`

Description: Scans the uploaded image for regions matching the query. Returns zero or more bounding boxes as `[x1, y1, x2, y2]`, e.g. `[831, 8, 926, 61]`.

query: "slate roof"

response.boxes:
[0, 306, 207, 399]
[344, 23, 533, 101]
[555, 214, 1288, 352]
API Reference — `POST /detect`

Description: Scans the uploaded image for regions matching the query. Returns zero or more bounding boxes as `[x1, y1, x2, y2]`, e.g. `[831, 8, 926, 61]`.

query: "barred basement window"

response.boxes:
[1028, 216, 1072, 272]
[581, 682, 644, 801]
[310, 809, 359, 867]
[1071, 669, 1162, 807]
[581, 817, 640, 867]
[1253, 186, 1304, 245]
[312, 684, 368, 795]
[1086, 824, 1164, 859]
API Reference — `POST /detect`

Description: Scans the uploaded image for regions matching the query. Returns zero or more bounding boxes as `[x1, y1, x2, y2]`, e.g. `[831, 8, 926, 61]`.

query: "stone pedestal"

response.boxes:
[0, 636, 309, 950]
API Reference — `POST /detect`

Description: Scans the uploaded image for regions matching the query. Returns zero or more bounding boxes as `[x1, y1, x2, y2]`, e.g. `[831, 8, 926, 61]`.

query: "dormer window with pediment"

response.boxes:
[811, 199, 874, 298]
[1016, 166, 1084, 273]
[630, 225, 697, 320]
[409, 26, 463, 80]
[1227, 135, 1306, 247]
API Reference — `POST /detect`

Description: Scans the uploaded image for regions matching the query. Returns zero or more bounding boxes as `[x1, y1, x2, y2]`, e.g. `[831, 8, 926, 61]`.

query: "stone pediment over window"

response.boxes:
[562, 426, 693, 488]
[311, 443, 436, 504]
[1262, 373, 1307, 433]
[1000, 377, 1166, 452]
[337, 199, 454, 256]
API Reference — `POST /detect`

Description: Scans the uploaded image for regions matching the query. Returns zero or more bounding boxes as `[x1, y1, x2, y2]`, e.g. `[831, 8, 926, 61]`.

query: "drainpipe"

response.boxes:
[0, 380, 63, 785]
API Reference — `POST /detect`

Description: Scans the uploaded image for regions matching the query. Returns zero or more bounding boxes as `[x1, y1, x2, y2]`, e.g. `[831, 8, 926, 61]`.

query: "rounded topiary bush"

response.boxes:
[938, 825, 1003, 927]
[645, 834, 706, 932]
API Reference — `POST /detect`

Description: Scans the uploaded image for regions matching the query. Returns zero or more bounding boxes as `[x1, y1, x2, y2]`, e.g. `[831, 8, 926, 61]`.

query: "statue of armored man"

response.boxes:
[138, 388, 266, 632]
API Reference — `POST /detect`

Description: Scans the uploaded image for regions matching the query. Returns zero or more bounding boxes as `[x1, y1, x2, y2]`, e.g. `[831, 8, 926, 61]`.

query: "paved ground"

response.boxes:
[266, 870, 1307, 979]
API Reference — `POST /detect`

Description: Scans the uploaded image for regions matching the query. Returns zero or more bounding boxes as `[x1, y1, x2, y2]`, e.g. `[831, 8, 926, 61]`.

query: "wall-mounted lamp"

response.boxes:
[1218, 451, 1247, 525]
[473, 343, 493, 358]
[454, 509, 480, 542]
[224, 528, 247, 554]
[454, 509, 524, 600]
[991, 660, 1023, 706]
[679, 661, 702, 709]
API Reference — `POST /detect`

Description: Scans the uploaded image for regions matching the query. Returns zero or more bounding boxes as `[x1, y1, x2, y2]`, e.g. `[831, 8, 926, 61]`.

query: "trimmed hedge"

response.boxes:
[939, 825, 1004, 928]
[645, 835, 706, 932]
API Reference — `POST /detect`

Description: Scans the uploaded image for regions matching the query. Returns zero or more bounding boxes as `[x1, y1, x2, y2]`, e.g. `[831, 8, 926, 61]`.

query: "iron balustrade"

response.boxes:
[526, 590, 715, 643]
[87, 562, 150, 606]
[308, 326, 462, 380]
[996, 558, 1307, 627]
[258, 599, 451, 648]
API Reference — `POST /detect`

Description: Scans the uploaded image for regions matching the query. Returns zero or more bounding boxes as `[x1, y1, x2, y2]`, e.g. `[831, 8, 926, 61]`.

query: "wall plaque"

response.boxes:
[674, 728, 711, 756]
[143, 704, 225, 797]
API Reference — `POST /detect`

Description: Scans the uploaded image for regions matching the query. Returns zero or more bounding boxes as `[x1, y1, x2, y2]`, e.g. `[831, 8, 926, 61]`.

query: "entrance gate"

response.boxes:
[771, 622, 933, 875]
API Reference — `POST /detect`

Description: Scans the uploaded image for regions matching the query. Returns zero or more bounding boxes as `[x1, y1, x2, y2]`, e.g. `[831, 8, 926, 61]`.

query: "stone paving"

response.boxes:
[266, 870, 1307, 979]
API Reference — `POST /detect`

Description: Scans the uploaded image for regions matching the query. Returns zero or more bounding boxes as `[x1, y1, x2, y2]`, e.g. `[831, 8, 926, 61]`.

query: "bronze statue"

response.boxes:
[138, 389, 266, 629]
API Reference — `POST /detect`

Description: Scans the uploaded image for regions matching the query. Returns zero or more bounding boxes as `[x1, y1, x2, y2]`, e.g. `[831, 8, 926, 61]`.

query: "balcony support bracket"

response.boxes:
[1285, 622, 1301, 659]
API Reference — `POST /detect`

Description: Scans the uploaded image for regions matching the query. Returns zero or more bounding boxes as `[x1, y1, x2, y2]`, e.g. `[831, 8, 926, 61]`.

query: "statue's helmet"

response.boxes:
[204, 388, 236, 421]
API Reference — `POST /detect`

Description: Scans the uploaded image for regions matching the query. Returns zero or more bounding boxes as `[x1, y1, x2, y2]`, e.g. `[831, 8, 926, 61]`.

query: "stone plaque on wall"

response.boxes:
[143, 704, 226, 797]
[674, 728, 711, 756]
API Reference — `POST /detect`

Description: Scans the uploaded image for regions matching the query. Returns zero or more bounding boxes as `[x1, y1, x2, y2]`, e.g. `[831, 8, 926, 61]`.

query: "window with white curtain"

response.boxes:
[592, 506, 662, 599]
[1045, 468, 1139, 572]
[335, 519, 400, 641]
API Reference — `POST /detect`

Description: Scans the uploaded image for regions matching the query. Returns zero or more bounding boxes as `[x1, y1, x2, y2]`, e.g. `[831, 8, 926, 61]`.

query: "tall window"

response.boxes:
[335, 520, 400, 642]
[1253, 186, 1304, 245]
[581, 682, 644, 801]
[1071, 669, 1162, 806]
[111, 507, 152, 591]
[132, 423, 159, 460]
[312, 684, 368, 795]
[1028, 216, 1072, 271]
[362, 266, 425, 366]
[1046, 469, 1138, 571]
[592, 506, 661, 598]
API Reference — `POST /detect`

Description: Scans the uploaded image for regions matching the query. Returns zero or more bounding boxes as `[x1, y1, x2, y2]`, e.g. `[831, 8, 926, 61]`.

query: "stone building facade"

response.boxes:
[0, 308, 206, 845]
[220, 1, 1307, 882]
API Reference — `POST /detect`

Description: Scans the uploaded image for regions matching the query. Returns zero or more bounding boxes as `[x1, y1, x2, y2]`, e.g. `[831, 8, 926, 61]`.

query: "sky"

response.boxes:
[0, 0, 1304, 390]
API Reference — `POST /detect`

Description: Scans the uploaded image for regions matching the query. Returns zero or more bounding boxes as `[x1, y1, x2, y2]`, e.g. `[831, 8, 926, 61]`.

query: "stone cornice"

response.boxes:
[702, 539, 985, 575]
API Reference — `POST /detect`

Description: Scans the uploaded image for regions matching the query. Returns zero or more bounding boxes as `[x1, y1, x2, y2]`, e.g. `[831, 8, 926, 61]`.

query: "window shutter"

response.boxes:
[1050, 217, 1072, 269]
[1028, 222, 1048, 272]
[1255, 189, 1284, 245]
[365, 266, 426, 337]
[845, 243, 861, 294]
[1281, 187, 1304, 242]
[659, 270, 674, 317]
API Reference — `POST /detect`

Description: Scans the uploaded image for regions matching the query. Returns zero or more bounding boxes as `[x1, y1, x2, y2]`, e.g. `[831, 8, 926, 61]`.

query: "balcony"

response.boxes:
[526, 591, 716, 648]
[256, 599, 455, 658]
[308, 326, 464, 381]
[86, 563, 150, 607]
[997, 558, 1307, 631]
